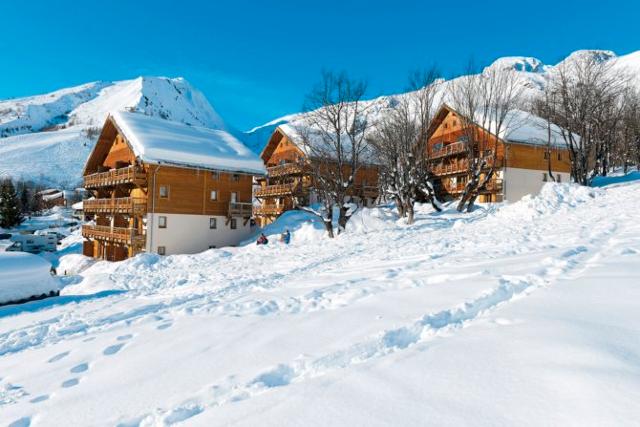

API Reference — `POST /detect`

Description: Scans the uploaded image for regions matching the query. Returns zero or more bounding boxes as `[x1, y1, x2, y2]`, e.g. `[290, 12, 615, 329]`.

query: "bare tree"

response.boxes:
[531, 91, 559, 182]
[448, 63, 524, 212]
[370, 68, 442, 224]
[542, 56, 628, 184]
[295, 71, 375, 238]
[616, 87, 640, 173]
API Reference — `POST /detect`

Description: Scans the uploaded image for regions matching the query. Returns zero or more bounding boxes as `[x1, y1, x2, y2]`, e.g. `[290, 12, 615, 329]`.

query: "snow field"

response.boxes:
[0, 180, 639, 425]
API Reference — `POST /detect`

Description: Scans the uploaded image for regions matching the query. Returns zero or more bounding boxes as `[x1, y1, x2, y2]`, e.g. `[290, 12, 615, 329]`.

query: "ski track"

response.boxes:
[1, 182, 633, 426]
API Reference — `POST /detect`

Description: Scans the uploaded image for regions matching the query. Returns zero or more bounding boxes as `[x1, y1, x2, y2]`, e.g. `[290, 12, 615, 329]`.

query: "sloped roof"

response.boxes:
[111, 111, 266, 174]
[274, 123, 379, 165]
[430, 104, 574, 147]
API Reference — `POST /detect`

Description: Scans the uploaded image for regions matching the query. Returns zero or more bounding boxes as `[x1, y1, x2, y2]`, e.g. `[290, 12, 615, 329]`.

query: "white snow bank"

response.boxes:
[502, 183, 602, 216]
[0, 253, 59, 304]
[112, 111, 266, 175]
[58, 254, 95, 275]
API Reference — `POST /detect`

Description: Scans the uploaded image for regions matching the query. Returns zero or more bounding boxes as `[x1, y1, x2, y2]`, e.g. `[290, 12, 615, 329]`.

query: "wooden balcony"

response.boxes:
[254, 182, 301, 198]
[84, 166, 146, 189]
[228, 202, 253, 218]
[253, 204, 289, 217]
[83, 197, 147, 214]
[267, 163, 305, 178]
[441, 182, 467, 194]
[431, 142, 467, 159]
[82, 225, 146, 246]
[485, 179, 504, 192]
[351, 185, 378, 198]
[433, 162, 469, 176]
[439, 178, 503, 195]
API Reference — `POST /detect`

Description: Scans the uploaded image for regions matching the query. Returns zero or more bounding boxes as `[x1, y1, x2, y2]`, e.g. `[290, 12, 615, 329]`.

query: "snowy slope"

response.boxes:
[0, 77, 226, 186]
[1, 177, 639, 425]
[244, 49, 640, 155]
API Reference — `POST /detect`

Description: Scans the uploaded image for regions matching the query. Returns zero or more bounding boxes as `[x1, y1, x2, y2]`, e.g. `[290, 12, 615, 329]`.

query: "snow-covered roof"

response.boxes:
[72, 200, 83, 210]
[41, 191, 64, 201]
[438, 105, 573, 148]
[277, 123, 378, 164]
[111, 111, 266, 175]
[37, 188, 61, 196]
[499, 110, 572, 147]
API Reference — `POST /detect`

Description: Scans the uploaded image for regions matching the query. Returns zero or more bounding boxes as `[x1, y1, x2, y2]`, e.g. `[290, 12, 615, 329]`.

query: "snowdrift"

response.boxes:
[0, 252, 60, 305]
[63, 183, 600, 297]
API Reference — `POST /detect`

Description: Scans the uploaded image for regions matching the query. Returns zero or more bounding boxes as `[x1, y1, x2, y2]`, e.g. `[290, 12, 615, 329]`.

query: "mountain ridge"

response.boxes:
[1, 49, 638, 187]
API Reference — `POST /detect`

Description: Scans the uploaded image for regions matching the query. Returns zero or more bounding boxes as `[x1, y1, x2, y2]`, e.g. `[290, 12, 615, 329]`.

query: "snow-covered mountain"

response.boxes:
[245, 49, 640, 155]
[1, 49, 638, 186]
[0, 77, 226, 187]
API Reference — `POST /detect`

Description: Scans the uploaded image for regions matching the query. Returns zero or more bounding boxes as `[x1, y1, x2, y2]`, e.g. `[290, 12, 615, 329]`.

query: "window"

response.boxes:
[157, 246, 166, 255]
[230, 192, 238, 203]
[557, 174, 562, 183]
[210, 190, 218, 201]
[452, 120, 457, 127]
[209, 218, 217, 229]
[159, 216, 167, 228]
[208, 245, 216, 249]
[232, 174, 240, 182]
[230, 218, 237, 229]
[557, 153, 562, 161]
[544, 152, 550, 160]
[159, 186, 169, 198]
[211, 171, 220, 180]
[444, 123, 449, 129]
[542, 173, 548, 182]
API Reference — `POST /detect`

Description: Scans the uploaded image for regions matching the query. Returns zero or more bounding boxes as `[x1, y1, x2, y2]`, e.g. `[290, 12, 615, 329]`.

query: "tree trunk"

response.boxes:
[337, 205, 349, 235]
[394, 196, 405, 218]
[324, 207, 334, 238]
[405, 201, 415, 225]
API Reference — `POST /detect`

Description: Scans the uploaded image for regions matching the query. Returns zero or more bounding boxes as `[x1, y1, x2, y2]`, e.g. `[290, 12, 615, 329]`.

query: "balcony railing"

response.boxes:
[441, 182, 467, 193]
[267, 163, 305, 177]
[254, 182, 301, 198]
[84, 166, 146, 189]
[351, 185, 379, 198]
[83, 197, 147, 214]
[431, 142, 467, 159]
[485, 179, 504, 192]
[228, 202, 253, 218]
[253, 204, 289, 216]
[439, 178, 503, 195]
[82, 225, 146, 245]
[433, 162, 469, 176]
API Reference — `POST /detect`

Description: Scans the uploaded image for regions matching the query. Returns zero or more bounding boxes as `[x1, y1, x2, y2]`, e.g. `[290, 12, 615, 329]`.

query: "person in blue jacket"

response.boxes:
[281, 229, 291, 244]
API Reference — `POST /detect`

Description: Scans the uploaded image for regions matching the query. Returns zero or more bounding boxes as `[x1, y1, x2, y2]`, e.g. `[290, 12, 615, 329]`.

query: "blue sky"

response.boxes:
[0, 0, 638, 130]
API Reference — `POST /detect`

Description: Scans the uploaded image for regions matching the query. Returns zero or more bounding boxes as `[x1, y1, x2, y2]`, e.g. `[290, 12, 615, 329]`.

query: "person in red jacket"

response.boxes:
[256, 233, 269, 245]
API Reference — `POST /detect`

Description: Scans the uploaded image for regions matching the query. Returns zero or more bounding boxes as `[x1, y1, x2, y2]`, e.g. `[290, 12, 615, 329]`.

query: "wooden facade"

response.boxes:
[82, 116, 256, 261]
[427, 105, 571, 202]
[254, 127, 379, 226]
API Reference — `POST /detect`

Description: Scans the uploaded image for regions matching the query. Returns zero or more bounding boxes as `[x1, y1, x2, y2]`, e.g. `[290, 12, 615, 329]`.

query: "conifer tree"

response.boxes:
[0, 179, 23, 228]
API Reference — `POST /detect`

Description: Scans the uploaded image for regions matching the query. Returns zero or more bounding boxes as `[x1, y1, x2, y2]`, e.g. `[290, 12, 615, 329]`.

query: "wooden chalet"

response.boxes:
[37, 189, 66, 208]
[254, 124, 379, 227]
[82, 111, 265, 261]
[427, 105, 571, 203]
